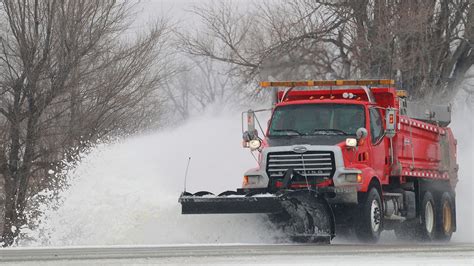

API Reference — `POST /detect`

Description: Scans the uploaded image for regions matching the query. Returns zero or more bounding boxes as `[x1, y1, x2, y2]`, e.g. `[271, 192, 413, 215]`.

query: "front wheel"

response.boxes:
[355, 187, 383, 243]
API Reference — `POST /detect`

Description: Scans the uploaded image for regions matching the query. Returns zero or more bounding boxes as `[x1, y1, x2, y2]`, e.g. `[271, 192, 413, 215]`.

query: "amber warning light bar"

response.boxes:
[260, 79, 395, 88]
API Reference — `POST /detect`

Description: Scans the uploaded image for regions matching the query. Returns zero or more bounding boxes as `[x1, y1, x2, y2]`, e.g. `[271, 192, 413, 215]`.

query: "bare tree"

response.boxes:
[180, 0, 474, 102]
[0, 0, 170, 246]
[318, 0, 474, 101]
[178, 0, 344, 82]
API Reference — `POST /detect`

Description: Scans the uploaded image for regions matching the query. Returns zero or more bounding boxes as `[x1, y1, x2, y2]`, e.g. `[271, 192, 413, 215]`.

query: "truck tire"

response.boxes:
[418, 191, 436, 241]
[435, 192, 454, 241]
[355, 187, 382, 243]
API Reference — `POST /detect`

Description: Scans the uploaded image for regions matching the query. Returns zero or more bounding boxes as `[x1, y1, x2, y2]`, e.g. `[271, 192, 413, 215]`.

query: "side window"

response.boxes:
[369, 108, 384, 144]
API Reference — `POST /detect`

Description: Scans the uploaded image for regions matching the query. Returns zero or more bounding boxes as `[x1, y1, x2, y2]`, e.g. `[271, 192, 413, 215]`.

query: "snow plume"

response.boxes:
[21, 107, 281, 246]
[451, 99, 474, 243]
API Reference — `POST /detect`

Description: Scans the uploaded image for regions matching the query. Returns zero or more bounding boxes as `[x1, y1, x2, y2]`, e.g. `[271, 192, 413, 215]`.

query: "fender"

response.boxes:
[350, 164, 379, 192]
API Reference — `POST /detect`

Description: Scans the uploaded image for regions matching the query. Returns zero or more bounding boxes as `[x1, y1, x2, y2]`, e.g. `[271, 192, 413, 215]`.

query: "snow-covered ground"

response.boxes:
[2, 244, 473, 265]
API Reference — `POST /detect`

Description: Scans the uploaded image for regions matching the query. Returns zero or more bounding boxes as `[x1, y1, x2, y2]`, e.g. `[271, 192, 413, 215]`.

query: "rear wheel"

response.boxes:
[417, 191, 436, 241]
[435, 192, 454, 241]
[355, 187, 382, 243]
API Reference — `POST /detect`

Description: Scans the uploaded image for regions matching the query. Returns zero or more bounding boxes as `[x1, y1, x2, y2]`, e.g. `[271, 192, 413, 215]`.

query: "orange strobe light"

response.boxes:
[260, 79, 395, 87]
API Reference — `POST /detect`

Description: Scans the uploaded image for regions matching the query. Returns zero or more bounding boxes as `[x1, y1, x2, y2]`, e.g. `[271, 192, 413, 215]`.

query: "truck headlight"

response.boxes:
[248, 139, 261, 150]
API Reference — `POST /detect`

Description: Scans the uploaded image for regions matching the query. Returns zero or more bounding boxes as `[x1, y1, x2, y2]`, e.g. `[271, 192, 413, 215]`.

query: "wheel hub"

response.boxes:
[442, 201, 452, 234]
[425, 201, 434, 233]
[370, 199, 381, 232]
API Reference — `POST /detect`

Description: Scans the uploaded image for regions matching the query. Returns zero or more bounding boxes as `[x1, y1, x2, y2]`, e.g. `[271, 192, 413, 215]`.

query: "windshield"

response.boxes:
[269, 104, 365, 136]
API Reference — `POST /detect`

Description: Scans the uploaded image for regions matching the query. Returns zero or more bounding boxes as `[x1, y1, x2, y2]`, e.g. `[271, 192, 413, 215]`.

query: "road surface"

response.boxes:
[1, 243, 473, 265]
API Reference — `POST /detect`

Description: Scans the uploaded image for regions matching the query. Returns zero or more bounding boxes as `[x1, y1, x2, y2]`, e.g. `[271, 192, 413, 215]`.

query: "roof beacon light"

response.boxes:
[260, 79, 395, 88]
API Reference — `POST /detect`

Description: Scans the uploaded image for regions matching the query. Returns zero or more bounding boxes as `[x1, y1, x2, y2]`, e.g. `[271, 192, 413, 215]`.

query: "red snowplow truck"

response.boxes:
[179, 79, 458, 243]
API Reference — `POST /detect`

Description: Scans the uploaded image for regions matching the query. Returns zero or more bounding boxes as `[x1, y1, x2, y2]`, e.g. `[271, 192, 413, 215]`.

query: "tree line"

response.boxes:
[179, 0, 474, 101]
[0, 0, 473, 246]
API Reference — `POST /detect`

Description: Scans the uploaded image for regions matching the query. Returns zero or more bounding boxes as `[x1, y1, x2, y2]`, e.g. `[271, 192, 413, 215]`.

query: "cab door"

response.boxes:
[369, 108, 389, 182]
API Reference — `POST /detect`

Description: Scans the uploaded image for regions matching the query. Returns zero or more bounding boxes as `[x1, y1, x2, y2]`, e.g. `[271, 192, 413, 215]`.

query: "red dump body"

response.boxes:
[396, 116, 457, 183]
[275, 86, 458, 192]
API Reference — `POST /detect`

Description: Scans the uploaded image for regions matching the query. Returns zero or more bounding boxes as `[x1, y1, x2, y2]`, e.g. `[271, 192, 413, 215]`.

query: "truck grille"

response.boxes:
[266, 151, 335, 183]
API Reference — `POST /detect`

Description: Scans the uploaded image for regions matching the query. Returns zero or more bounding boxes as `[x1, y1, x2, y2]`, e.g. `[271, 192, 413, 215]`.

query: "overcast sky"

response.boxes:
[138, 0, 200, 18]
[126, 0, 205, 33]
[133, 0, 253, 29]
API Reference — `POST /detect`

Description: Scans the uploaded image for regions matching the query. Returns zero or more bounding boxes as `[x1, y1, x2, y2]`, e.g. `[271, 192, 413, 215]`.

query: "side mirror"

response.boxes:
[243, 131, 252, 142]
[356, 128, 368, 140]
[242, 130, 258, 141]
[243, 110, 258, 138]
[241, 108, 271, 150]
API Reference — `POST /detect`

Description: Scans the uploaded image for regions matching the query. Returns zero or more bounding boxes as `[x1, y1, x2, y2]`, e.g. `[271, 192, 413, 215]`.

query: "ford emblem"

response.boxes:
[293, 146, 307, 153]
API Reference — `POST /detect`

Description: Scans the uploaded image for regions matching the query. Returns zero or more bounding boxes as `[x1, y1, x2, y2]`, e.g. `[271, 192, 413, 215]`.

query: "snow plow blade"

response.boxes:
[179, 190, 336, 242]
[179, 191, 283, 214]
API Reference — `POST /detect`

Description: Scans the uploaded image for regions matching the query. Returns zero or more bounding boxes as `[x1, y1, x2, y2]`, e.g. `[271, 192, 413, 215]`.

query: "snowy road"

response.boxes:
[1, 243, 473, 265]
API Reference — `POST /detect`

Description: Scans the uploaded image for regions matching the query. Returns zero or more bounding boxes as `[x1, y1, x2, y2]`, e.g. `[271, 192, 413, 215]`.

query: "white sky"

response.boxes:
[133, 0, 253, 29]
[138, 0, 201, 18]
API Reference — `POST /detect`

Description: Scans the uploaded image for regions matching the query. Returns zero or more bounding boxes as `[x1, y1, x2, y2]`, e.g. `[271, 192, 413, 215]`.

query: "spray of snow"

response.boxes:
[450, 100, 474, 243]
[22, 108, 281, 246]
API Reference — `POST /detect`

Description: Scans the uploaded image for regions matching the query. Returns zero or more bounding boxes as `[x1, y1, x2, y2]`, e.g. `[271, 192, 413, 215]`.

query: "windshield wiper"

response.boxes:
[272, 129, 303, 136]
[312, 129, 350, 136]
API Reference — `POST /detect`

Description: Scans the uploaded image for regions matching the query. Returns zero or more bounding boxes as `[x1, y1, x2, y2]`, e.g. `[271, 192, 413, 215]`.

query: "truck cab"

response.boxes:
[242, 84, 393, 198]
